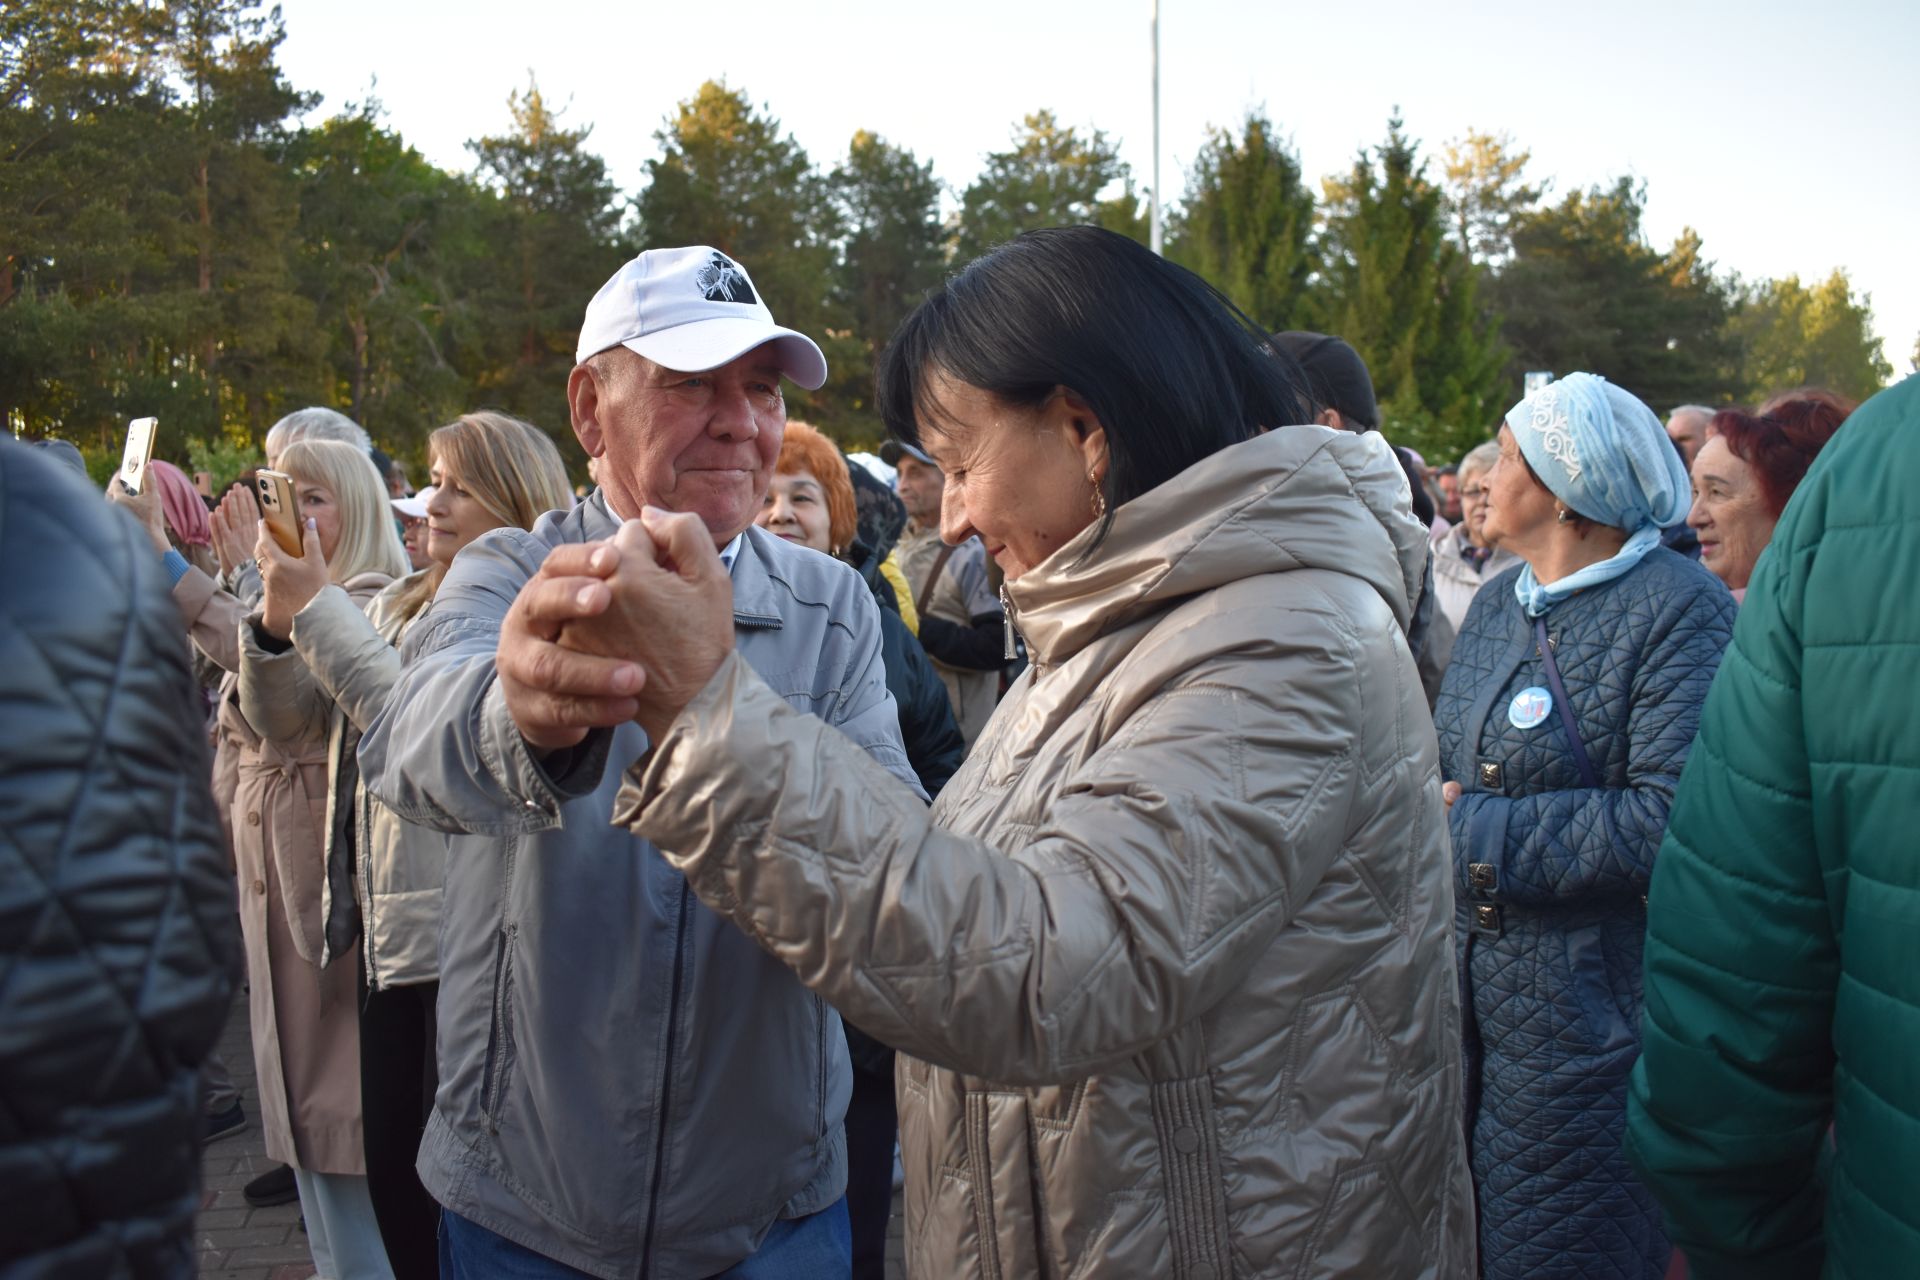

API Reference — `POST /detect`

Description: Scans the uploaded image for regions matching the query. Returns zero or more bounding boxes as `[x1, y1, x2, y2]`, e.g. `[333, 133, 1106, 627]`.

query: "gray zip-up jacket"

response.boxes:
[358, 494, 919, 1278]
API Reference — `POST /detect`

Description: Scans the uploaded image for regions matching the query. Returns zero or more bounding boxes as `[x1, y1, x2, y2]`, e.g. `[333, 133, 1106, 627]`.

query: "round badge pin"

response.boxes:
[1508, 686, 1553, 730]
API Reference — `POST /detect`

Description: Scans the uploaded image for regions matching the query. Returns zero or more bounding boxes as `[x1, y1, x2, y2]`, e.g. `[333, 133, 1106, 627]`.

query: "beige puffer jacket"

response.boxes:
[620, 425, 1475, 1279]
[279, 571, 445, 989]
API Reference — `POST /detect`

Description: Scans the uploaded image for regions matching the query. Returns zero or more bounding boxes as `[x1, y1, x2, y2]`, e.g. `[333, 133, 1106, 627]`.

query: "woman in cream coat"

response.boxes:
[550, 228, 1475, 1278]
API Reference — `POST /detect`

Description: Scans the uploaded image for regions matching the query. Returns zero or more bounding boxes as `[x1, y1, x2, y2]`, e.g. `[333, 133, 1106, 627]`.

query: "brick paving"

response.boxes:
[197, 987, 907, 1278]
[195, 991, 312, 1279]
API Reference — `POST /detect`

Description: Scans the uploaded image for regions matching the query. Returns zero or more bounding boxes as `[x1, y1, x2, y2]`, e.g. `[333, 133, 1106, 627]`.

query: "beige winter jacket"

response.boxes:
[618, 425, 1475, 1279]
[284, 571, 445, 989]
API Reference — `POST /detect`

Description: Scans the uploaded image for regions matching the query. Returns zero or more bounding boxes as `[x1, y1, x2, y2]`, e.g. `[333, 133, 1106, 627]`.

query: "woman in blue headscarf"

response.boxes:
[1433, 373, 1736, 1279]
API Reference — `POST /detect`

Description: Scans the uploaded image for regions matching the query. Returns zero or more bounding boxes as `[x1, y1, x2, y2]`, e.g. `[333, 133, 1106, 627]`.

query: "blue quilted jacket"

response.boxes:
[1435, 548, 1734, 1279]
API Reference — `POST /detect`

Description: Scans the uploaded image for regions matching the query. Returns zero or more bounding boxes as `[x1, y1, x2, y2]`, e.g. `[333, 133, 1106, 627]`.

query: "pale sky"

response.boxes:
[272, 0, 1920, 378]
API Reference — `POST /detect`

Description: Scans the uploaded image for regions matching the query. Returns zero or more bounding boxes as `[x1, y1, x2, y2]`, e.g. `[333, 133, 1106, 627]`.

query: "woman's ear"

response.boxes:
[1052, 387, 1111, 487]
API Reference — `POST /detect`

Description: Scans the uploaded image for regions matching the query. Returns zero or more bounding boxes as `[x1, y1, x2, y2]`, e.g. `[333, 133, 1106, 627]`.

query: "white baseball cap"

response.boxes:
[574, 246, 828, 389]
[391, 486, 433, 520]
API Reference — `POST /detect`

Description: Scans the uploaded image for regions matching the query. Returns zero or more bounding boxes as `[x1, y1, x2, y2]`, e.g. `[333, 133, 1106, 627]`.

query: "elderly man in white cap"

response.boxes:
[361, 247, 918, 1279]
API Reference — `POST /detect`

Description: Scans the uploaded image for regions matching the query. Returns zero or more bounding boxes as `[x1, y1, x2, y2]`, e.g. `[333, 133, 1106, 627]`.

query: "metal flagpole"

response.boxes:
[1150, 0, 1163, 254]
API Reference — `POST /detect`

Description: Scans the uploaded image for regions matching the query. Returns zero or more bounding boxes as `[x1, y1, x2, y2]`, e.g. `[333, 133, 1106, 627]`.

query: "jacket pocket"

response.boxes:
[1565, 922, 1635, 1056]
[1297, 1161, 1424, 1280]
[1150, 1076, 1232, 1280]
[480, 920, 518, 1131]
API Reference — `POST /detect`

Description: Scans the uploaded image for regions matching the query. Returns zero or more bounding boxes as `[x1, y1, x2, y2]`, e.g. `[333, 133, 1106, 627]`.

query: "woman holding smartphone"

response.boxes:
[251, 414, 571, 1279]
[235, 438, 407, 1280]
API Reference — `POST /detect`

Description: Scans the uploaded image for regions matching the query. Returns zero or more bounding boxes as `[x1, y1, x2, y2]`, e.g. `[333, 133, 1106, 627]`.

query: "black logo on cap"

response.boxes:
[695, 252, 757, 305]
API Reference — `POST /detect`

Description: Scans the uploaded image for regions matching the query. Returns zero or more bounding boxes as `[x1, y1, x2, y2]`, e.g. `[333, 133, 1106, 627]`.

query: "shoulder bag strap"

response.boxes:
[915, 541, 957, 621]
[1534, 617, 1600, 789]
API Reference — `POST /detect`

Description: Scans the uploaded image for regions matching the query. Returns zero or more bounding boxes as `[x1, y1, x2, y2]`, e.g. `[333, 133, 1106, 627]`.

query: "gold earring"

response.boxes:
[1556, 506, 1576, 525]
[1089, 472, 1107, 520]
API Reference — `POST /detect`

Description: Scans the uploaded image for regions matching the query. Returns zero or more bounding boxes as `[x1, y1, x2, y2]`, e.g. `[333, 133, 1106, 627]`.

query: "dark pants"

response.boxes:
[358, 964, 439, 1280]
[844, 1060, 898, 1280]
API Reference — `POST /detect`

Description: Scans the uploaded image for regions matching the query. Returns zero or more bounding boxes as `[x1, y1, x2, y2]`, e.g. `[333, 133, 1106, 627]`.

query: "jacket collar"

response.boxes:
[576, 490, 783, 631]
[1006, 426, 1428, 668]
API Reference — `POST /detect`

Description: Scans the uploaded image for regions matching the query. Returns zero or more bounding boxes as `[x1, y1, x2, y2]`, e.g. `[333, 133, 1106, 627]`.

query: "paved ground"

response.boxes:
[194, 992, 311, 1279]
[196, 989, 905, 1277]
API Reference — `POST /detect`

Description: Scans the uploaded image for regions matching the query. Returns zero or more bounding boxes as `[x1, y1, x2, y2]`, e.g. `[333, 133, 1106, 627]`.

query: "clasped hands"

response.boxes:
[499, 506, 735, 753]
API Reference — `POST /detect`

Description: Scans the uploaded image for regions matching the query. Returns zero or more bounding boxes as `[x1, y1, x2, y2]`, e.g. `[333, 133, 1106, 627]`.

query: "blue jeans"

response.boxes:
[438, 1200, 852, 1279]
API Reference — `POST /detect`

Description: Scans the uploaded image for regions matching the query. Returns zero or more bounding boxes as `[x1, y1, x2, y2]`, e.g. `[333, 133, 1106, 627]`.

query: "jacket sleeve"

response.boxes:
[1447, 586, 1735, 907]
[358, 530, 613, 836]
[1625, 532, 1834, 1278]
[916, 610, 1007, 671]
[882, 609, 965, 798]
[614, 612, 1362, 1087]
[172, 565, 250, 675]
[289, 584, 402, 735]
[236, 612, 331, 746]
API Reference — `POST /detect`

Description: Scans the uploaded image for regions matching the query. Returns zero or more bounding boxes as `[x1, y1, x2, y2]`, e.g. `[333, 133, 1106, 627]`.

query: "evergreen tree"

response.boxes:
[954, 110, 1143, 261]
[1728, 270, 1893, 403]
[468, 75, 625, 445]
[1486, 178, 1735, 411]
[1441, 129, 1541, 265]
[1319, 114, 1506, 461]
[1167, 110, 1318, 330]
[636, 81, 838, 341]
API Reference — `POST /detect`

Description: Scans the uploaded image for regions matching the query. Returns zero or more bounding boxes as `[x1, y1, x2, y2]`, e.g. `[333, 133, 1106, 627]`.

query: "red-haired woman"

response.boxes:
[1688, 390, 1853, 601]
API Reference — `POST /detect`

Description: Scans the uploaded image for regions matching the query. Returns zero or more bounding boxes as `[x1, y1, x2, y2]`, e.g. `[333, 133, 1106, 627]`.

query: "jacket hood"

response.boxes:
[1008, 425, 1430, 666]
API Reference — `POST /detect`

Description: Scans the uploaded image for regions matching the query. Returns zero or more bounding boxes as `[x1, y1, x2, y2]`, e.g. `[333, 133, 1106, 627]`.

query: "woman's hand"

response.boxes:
[552, 507, 735, 745]
[1443, 781, 1462, 810]
[255, 516, 329, 641]
[212, 484, 261, 577]
[105, 477, 171, 554]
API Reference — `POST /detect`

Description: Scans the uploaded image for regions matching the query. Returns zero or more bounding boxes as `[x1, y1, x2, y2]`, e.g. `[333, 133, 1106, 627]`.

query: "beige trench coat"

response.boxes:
[620, 427, 1476, 1278]
[227, 570, 391, 1173]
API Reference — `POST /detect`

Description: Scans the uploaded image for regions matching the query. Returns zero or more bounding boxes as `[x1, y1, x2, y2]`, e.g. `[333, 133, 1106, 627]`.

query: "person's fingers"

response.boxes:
[500, 633, 644, 699]
[639, 505, 721, 581]
[237, 485, 261, 522]
[300, 516, 324, 563]
[539, 540, 620, 580]
[513, 575, 616, 639]
[610, 516, 660, 570]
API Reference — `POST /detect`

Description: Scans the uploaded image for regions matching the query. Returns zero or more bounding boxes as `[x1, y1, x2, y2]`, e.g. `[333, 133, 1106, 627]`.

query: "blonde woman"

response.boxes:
[254, 413, 571, 1278]
[237, 438, 406, 1280]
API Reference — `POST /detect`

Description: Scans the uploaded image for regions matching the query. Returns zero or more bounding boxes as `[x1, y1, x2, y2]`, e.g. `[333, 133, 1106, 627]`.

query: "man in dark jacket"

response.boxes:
[0, 439, 237, 1276]
[1628, 373, 1920, 1278]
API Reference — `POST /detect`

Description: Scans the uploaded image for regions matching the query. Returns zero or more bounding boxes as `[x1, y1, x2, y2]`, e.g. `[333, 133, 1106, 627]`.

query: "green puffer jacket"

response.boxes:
[1626, 374, 1920, 1279]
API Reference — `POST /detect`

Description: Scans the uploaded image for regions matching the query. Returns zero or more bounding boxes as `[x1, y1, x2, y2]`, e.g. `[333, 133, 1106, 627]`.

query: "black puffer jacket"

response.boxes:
[0, 441, 237, 1278]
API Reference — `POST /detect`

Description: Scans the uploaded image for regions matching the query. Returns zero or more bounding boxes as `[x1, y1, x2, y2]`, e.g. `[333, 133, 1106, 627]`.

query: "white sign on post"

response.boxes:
[1523, 371, 1554, 397]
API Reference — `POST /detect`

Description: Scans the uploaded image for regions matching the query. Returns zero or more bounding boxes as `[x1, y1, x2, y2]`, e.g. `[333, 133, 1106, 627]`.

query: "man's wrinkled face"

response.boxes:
[572, 345, 786, 544]
[894, 454, 947, 527]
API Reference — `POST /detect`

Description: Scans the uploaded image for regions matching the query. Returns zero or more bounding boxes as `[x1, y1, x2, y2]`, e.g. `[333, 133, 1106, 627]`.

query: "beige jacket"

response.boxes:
[232, 570, 390, 1171]
[288, 572, 445, 989]
[619, 426, 1474, 1279]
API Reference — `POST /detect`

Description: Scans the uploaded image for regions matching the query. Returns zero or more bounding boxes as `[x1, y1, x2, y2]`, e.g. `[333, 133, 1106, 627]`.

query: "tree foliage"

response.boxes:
[1441, 129, 1541, 265]
[1727, 271, 1893, 403]
[954, 110, 1144, 261]
[1167, 111, 1318, 330]
[1319, 115, 1506, 460]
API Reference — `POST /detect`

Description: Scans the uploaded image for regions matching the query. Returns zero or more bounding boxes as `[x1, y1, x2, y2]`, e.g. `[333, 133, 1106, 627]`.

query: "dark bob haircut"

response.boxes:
[876, 226, 1312, 521]
[1709, 389, 1853, 517]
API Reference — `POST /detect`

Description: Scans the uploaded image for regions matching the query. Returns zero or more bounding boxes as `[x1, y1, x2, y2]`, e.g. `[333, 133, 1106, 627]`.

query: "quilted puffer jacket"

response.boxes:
[618, 425, 1476, 1279]
[1627, 374, 1920, 1279]
[0, 440, 237, 1276]
[1435, 547, 1735, 1279]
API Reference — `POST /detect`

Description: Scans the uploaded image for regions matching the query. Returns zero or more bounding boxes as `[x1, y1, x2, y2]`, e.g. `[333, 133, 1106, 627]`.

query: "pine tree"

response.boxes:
[1167, 111, 1318, 330]
[1728, 270, 1893, 403]
[1441, 129, 1541, 265]
[1319, 114, 1506, 460]
[954, 110, 1143, 261]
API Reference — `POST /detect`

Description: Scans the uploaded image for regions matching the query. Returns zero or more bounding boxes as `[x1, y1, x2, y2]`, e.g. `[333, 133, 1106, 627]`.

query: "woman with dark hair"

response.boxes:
[1688, 390, 1852, 600]
[1433, 373, 1737, 1279]
[567, 225, 1474, 1277]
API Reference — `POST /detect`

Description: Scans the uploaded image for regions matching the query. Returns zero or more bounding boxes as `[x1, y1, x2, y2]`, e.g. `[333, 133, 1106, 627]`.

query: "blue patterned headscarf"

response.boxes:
[1506, 372, 1690, 616]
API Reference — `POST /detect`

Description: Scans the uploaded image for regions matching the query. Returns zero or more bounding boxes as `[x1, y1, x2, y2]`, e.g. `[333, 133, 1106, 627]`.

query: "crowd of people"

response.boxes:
[2, 226, 1913, 1280]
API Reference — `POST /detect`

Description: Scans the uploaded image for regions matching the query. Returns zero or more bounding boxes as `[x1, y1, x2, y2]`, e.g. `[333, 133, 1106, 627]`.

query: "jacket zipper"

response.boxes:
[638, 881, 692, 1277]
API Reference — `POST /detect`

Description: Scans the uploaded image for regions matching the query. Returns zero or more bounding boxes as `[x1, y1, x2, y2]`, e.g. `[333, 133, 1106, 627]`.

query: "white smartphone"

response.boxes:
[120, 416, 158, 494]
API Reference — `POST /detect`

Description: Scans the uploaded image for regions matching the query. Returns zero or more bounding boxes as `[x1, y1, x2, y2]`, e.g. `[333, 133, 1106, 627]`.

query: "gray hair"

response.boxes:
[1458, 440, 1500, 482]
[264, 407, 371, 461]
[1667, 404, 1715, 427]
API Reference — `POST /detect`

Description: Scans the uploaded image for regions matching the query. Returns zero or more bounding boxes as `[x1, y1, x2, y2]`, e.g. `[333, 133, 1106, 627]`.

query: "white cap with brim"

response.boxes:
[575, 245, 828, 390]
[391, 487, 431, 519]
